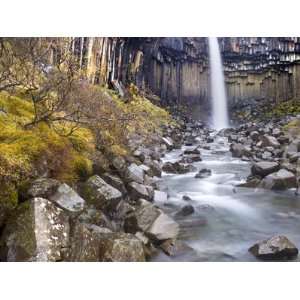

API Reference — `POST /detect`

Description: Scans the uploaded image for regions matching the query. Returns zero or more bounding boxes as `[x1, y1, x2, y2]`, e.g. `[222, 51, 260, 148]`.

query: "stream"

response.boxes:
[152, 133, 300, 261]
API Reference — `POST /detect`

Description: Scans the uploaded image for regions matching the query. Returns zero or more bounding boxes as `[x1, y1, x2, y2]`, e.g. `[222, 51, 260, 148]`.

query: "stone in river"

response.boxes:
[251, 161, 280, 178]
[249, 235, 298, 260]
[260, 169, 297, 190]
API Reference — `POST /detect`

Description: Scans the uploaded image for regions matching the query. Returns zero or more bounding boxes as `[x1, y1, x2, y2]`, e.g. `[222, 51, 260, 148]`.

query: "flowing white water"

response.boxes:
[208, 37, 229, 130]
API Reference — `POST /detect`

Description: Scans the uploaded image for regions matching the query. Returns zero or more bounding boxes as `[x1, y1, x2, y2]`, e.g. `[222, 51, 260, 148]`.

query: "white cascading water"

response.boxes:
[208, 37, 229, 130]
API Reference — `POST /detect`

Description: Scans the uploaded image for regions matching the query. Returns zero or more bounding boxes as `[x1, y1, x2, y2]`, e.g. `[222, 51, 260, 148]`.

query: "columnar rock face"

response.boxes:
[54, 37, 300, 117]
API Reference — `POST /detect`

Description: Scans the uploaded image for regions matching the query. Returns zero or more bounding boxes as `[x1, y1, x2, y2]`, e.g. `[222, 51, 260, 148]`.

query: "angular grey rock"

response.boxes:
[27, 178, 60, 199]
[260, 169, 297, 190]
[97, 232, 145, 262]
[251, 162, 280, 178]
[112, 156, 126, 172]
[125, 163, 144, 184]
[102, 173, 127, 195]
[127, 182, 152, 201]
[230, 143, 252, 158]
[260, 135, 280, 148]
[249, 235, 298, 260]
[160, 239, 195, 257]
[83, 175, 122, 212]
[1, 198, 69, 262]
[50, 183, 85, 213]
[148, 213, 179, 241]
[69, 224, 145, 262]
[125, 200, 179, 242]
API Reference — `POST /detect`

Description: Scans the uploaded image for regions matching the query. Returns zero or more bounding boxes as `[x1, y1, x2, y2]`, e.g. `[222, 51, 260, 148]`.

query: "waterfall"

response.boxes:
[208, 37, 229, 129]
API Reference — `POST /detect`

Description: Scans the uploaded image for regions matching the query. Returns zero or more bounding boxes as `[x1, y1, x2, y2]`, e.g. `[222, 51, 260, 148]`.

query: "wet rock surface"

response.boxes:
[249, 235, 298, 260]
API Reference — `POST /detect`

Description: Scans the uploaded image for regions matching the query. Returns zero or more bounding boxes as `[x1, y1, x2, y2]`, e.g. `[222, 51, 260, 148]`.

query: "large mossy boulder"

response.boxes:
[1, 198, 69, 262]
[249, 235, 298, 260]
[83, 175, 123, 214]
[69, 223, 145, 262]
[97, 232, 145, 262]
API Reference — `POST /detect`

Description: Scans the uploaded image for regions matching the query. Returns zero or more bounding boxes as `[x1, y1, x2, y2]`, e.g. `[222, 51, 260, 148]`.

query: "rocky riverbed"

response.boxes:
[1, 114, 300, 262]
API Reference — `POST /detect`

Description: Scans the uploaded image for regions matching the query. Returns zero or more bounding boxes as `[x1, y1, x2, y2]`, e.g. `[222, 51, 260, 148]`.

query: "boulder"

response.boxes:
[111, 156, 126, 172]
[175, 205, 195, 217]
[68, 222, 101, 261]
[125, 200, 179, 242]
[182, 195, 192, 201]
[1, 198, 69, 262]
[49, 183, 85, 213]
[83, 175, 122, 213]
[228, 134, 238, 143]
[69, 223, 145, 262]
[251, 162, 280, 178]
[249, 235, 298, 260]
[102, 173, 127, 195]
[206, 136, 214, 143]
[260, 169, 297, 190]
[277, 135, 290, 145]
[127, 182, 153, 201]
[78, 208, 115, 231]
[147, 212, 179, 241]
[146, 160, 162, 177]
[125, 200, 160, 233]
[27, 178, 60, 199]
[97, 232, 145, 262]
[230, 143, 252, 158]
[162, 161, 197, 174]
[286, 139, 300, 153]
[182, 154, 202, 162]
[260, 135, 280, 148]
[195, 168, 212, 179]
[183, 148, 201, 155]
[124, 163, 144, 184]
[289, 152, 300, 163]
[159, 239, 195, 257]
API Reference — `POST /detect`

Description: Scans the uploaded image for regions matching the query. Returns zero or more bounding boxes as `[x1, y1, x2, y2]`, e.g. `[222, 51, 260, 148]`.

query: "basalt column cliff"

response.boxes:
[73, 37, 300, 116]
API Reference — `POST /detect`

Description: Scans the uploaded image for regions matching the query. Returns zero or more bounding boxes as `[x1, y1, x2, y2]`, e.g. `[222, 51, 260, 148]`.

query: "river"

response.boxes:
[152, 132, 300, 261]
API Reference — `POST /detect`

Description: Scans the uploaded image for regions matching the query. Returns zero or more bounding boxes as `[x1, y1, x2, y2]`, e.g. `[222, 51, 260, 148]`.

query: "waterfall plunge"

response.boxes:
[208, 37, 229, 130]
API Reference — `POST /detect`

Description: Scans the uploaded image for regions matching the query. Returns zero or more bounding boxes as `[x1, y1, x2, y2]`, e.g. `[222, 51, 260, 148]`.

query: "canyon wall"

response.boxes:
[69, 37, 300, 117]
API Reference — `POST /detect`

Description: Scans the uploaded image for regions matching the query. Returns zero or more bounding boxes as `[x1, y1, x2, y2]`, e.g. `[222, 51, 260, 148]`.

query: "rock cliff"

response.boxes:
[69, 37, 300, 117]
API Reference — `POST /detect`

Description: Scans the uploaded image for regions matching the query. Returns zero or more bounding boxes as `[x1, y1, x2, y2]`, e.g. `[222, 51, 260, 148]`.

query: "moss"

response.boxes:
[264, 99, 300, 118]
[0, 91, 94, 186]
[2, 200, 37, 260]
[0, 182, 18, 226]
